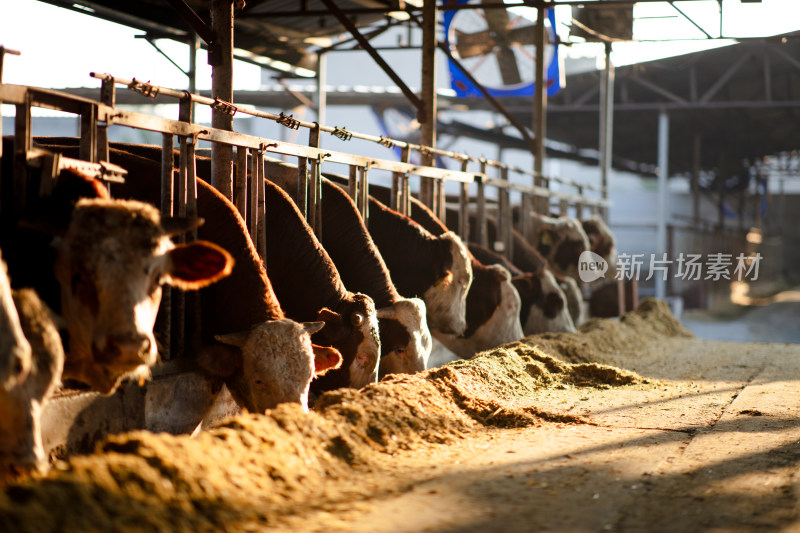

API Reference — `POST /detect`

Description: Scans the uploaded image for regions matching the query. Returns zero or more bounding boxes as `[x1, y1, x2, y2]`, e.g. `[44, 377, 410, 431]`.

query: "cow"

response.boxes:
[26, 140, 342, 411]
[53, 196, 233, 394]
[365, 196, 473, 340]
[524, 211, 591, 283]
[260, 158, 472, 341]
[296, 179, 431, 378]
[0, 251, 63, 483]
[261, 179, 381, 394]
[467, 243, 577, 335]
[1, 251, 31, 391]
[582, 214, 619, 278]
[367, 194, 522, 358]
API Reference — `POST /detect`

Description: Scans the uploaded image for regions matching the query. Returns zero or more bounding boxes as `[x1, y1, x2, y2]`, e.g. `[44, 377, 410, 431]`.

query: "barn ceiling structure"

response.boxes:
[38, 0, 800, 179]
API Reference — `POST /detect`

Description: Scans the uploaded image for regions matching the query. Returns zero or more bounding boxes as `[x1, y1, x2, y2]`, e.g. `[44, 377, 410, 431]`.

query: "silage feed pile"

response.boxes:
[0, 299, 681, 533]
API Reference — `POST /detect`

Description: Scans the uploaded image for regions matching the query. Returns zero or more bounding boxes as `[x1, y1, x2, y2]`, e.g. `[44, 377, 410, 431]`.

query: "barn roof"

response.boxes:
[37, 1, 800, 177]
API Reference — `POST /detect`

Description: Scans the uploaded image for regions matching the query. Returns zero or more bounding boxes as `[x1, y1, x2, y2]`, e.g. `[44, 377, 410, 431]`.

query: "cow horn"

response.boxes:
[161, 216, 205, 237]
[303, 321, 325, 335]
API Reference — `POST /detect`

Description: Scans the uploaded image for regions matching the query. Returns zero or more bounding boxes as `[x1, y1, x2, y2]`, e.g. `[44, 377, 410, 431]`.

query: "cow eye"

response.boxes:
[350, 313, 364, 327]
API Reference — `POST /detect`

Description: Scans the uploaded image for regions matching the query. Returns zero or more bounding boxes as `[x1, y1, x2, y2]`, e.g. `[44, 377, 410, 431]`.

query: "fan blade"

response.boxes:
[484, 8, 512, 38]
[507, 24, 537, 47]
[496, 45, 522, 86]
[454, 29, 495, 59]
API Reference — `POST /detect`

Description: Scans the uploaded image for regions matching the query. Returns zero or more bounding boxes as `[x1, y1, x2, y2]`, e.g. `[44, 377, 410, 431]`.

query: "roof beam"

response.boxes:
[318, 0, 424, 114]
[668, 1, 713, 40]
[629, 74, 688, 104]
[700, 53, 751, 102]
[163, 0, 214, 45]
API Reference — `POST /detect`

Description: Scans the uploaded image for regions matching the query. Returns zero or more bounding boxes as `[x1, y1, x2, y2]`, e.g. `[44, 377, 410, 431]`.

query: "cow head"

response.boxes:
[532, 214, 591, 281]
[518, 269, 577, 335]
[377, 297, 431, 378]
[582, 215, 618, 280]
[558, 275, 585, 326]
[312, 293, 380, 389]
[434, 264, 522, 359]
[0, 289, 64, 484]
[54, 198, 234, 395]
[197, 319, 340, 413]
[0, 255, 31, 391]
[423, 232, 472, 336]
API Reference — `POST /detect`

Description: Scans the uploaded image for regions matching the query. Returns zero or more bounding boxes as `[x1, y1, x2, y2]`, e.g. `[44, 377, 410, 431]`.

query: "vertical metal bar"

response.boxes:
[159, 133, 174, 360]
[79, 104, 98, 163]
[599, 41, 614, 216]
[559, 198, 569, 217]
[359, 165, 369, 225]
[499, 167, 511, 258]
[419, 0, 437, 206]
[210, 0, 234, 200]
[391, 170, 400, 211]
[349, 164, 358, 202]
[316, 51, 327, 126]
[235, 145, 247, 219]
[434, 178, 445, 221]
[533, 0, 548, 213]
[519, 193, 531, 239]
[297, 156, 309, 219]
[401, 145, 411, 216]
[188, 31, 199, 120]
[476, 160, 487, 248]
[459, 160, 470, 240]
[248, 148, 258, 243]
[575, 185, 584, 220]
[656, 109, 669, 301]
[98, 78, 115, 163]
[692, 134, 701, 224]
[309, 156, 321, 239]
[13, 96, 32, 215]
[257, 150, 267, 263]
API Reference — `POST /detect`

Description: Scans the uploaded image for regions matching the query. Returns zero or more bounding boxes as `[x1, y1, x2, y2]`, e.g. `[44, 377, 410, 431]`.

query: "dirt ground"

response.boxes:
[1, 298, 799, 533]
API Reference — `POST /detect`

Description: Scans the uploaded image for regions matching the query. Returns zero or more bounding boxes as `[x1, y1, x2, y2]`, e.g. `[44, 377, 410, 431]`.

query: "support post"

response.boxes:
[316, 51, 327, 126]
[656, 109, 669, 301]
[210, 0, 234, 199]
[419, 0, 437, 207]
[533, 0, 548, 213]
[599, 41, 614, 216]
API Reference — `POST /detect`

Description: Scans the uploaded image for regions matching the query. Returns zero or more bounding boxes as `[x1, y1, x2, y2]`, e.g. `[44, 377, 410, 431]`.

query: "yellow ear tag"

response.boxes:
[540, 230, 553, 247]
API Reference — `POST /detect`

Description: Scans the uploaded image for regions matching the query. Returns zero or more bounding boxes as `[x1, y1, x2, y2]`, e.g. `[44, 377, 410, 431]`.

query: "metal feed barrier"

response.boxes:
[0, 77, 608, 361]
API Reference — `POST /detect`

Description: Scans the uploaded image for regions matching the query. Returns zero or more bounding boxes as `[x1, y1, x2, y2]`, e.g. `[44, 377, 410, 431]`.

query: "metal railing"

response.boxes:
[0, 77, 609, 358]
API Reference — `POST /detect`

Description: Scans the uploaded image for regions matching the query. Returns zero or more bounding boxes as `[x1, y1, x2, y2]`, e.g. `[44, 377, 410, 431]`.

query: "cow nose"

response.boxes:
[93, 334, 152, 365]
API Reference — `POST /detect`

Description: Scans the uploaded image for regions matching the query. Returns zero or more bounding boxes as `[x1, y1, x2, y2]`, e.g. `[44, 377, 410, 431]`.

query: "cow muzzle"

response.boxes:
[92, 333, 154, 367]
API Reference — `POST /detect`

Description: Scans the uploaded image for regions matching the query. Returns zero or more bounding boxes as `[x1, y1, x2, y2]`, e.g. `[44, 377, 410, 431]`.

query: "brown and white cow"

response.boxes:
[24, 140, 339, 411]
[386, 195, 524, 357]
[0, 250, 63, 483]
[366, 196, 473, 338]
[308, 179, 430, 378]
[467, 243, 577, 335]
[525, 212, 591, 283]
[260, 163, 431, 378]
[53, 197, 233, 394]
[262, 179, 381, 393]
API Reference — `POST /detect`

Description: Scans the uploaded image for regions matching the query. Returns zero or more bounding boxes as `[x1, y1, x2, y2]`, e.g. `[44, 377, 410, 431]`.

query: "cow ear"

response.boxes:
[214, 330, 251, 349]
[196, 343, 241, 377]
[312, 344, 343, 376]
[164, 241, 234, 290]
[491, 265, 509, 284]
[316, 308, 342, 325]
[303, 321, 325, 335]
[161, 216, 205, 237]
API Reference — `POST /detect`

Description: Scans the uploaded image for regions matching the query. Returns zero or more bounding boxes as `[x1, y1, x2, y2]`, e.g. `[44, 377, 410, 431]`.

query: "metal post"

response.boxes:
[533, 0, 548, 213]
[257, 150, 267, 262]
[316, 51, 327, 126]
[189, 31, 199, 120]
[599, 41, 614, 214]
[248, 148, 259, 243]
[419, 0, 437, 207]
[656, 109, 669, 301]
[400, 146, 411, 216]
[459, 159, 470, 240]
[477, 160, 488, 248]
[235, 145, 247, 219]
[359, 165, 369, 224]
[297, 156, 309, 219]
[692, 134, 701, 224]
[98, 77, 115, 162]
[79, 104, 98, 163]
[160, 133, 174, 360]
[210, 0, 234, 199]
